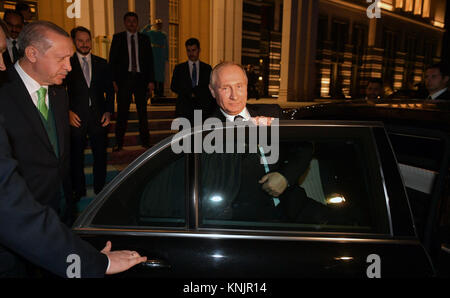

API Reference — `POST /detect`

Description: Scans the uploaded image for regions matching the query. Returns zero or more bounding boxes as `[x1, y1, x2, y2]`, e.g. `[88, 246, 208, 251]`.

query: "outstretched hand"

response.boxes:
[101, 241, 147, 275]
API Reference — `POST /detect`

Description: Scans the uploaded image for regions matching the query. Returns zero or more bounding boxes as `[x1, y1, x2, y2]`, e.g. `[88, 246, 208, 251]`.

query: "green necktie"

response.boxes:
[37, 87, 48, 121]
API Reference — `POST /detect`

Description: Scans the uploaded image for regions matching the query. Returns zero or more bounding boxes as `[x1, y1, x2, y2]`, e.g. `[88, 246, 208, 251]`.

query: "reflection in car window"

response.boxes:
[199, 128, 390, 234]
[92, 149, 186, 228]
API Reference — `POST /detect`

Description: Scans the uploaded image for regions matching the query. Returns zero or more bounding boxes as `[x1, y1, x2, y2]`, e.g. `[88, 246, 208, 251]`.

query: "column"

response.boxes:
[128, 0, 135, 12]
[37, 0, 76, 33]
[279, 0, 319, 102]
[209, 0, 242, 67]
[179, 0, 212, 64]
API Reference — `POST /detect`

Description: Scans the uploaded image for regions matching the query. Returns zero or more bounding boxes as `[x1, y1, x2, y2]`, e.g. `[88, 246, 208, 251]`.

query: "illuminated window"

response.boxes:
[404, 0, 414, 12]
[413, 0, 423, 15]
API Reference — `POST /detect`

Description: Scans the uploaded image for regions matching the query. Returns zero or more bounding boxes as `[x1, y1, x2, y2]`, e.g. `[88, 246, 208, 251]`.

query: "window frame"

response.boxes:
[75, 121, 414, 241]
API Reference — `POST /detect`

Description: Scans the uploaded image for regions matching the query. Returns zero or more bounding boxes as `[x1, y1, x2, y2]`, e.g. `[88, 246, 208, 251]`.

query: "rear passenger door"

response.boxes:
[195, 123, 434, 277]
[386, 125, 450, 276]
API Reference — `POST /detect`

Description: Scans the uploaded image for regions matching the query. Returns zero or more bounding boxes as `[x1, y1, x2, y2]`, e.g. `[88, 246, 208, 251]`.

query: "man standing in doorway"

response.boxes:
[3, 10, 24, 68]
[109, 12, 155, 151]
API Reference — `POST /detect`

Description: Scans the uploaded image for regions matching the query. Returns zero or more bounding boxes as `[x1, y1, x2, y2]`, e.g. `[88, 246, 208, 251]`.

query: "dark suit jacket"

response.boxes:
[0, 68, 108, 277]
[65, 54, 114, 121]
[0, 120, 108, 278]
[2, 51, 14, 68]
[171, 61, 215, 118]
[109, 31, 155, 85]
[0, 68, 72, 212]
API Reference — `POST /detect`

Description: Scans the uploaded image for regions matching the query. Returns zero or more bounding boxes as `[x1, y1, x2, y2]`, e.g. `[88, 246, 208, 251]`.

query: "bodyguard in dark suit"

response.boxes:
[66, 27, 114, 200]
[109, 12, 155, 151]
[424, 63, 450, 100]
[171, 38, 214, 122]
[2, 10, 24, 68]
[0, 20, 146, 278]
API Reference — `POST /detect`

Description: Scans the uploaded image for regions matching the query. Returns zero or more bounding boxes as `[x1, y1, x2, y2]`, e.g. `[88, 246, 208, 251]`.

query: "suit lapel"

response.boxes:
[184, 62, 193, 85]
[2, 51, 13, 68]
[8, 68, 55, 155]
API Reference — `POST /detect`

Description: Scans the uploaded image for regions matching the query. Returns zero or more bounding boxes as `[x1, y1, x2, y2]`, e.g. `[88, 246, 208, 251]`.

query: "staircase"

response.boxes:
[77, 101, 177, 213]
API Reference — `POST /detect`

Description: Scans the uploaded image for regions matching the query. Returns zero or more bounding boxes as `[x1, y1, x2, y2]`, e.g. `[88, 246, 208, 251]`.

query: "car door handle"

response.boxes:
[140, 258, 172, 269]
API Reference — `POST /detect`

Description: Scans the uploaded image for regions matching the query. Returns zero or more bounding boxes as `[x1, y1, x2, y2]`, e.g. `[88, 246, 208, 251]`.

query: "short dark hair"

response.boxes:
[71, 26, 91, 40]
[426, 62, 450, 78]
[124, 12, 138, 21]
[185, 38, 200, 48]
[3, 9, 24, 24]
[367, 78, 383, 86]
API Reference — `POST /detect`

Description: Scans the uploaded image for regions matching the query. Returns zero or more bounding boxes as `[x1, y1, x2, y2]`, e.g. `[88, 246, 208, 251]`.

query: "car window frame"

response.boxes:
[193, 121, 394, 238]
[74, 120, 420, 241]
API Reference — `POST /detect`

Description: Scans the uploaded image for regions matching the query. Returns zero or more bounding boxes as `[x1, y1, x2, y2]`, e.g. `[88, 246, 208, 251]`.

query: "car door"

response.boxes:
[74, 121, 434, 278]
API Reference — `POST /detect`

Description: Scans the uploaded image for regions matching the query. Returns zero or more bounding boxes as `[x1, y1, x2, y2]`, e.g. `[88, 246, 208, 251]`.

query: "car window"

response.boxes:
[198, 126, 390, 234]
[387, 128, 449, 240]
[91, 148, 186, 228]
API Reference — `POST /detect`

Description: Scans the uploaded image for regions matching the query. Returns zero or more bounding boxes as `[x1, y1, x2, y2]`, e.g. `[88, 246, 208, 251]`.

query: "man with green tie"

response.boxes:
[0, 20, 147, 278]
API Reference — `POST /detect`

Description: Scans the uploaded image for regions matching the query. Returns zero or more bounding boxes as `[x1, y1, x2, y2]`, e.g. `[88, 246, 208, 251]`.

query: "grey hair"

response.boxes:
[209, 61, 248, 89]
[17, 21, 69, 58]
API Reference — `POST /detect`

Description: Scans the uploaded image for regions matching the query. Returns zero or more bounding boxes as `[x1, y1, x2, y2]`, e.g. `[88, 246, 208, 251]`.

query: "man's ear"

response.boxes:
[209, 84, 216, 99]
[24, 46, 38, 63]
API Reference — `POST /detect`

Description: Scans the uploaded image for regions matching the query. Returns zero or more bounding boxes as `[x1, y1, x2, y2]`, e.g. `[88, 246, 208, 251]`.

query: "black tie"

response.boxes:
[130, 34, 137, 72]
[234, 115, 244, 122]
[192, 63, 197, 88]
[12, 40, 19, 63]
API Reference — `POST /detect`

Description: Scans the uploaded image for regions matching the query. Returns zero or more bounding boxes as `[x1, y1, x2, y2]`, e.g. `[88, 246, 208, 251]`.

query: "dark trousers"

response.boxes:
[154, 81, 164, 97]
[116, 72, 150, 147]
[70, 108, 108, 197]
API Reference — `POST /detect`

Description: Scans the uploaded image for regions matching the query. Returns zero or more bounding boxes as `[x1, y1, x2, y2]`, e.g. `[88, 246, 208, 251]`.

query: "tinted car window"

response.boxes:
[199, 126, 390, 234]
[92, 149, 186, 228]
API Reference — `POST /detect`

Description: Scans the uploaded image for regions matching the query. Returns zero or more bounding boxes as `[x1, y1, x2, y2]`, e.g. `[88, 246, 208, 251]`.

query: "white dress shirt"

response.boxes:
[220, 107, 251, 122]
[14, 62, 49, 109]
[429, 87, 448, 100]
[188, 60, 200, 86]
[127, 31, 140, 73]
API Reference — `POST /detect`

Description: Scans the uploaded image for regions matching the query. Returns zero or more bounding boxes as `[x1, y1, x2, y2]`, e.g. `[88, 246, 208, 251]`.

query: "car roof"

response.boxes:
[286, 99, 450, 131]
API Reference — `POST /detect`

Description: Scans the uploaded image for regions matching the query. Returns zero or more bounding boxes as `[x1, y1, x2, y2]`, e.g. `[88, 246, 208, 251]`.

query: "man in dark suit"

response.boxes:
[109, 12, 155, 151]
[205, 61, 316, 221]
[424, 63, 450, 100]
[0, 20, 146, 278]
[171, 38, 214, 122]
[2, 10, 24, 68]
[66, 26, 114, 201]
